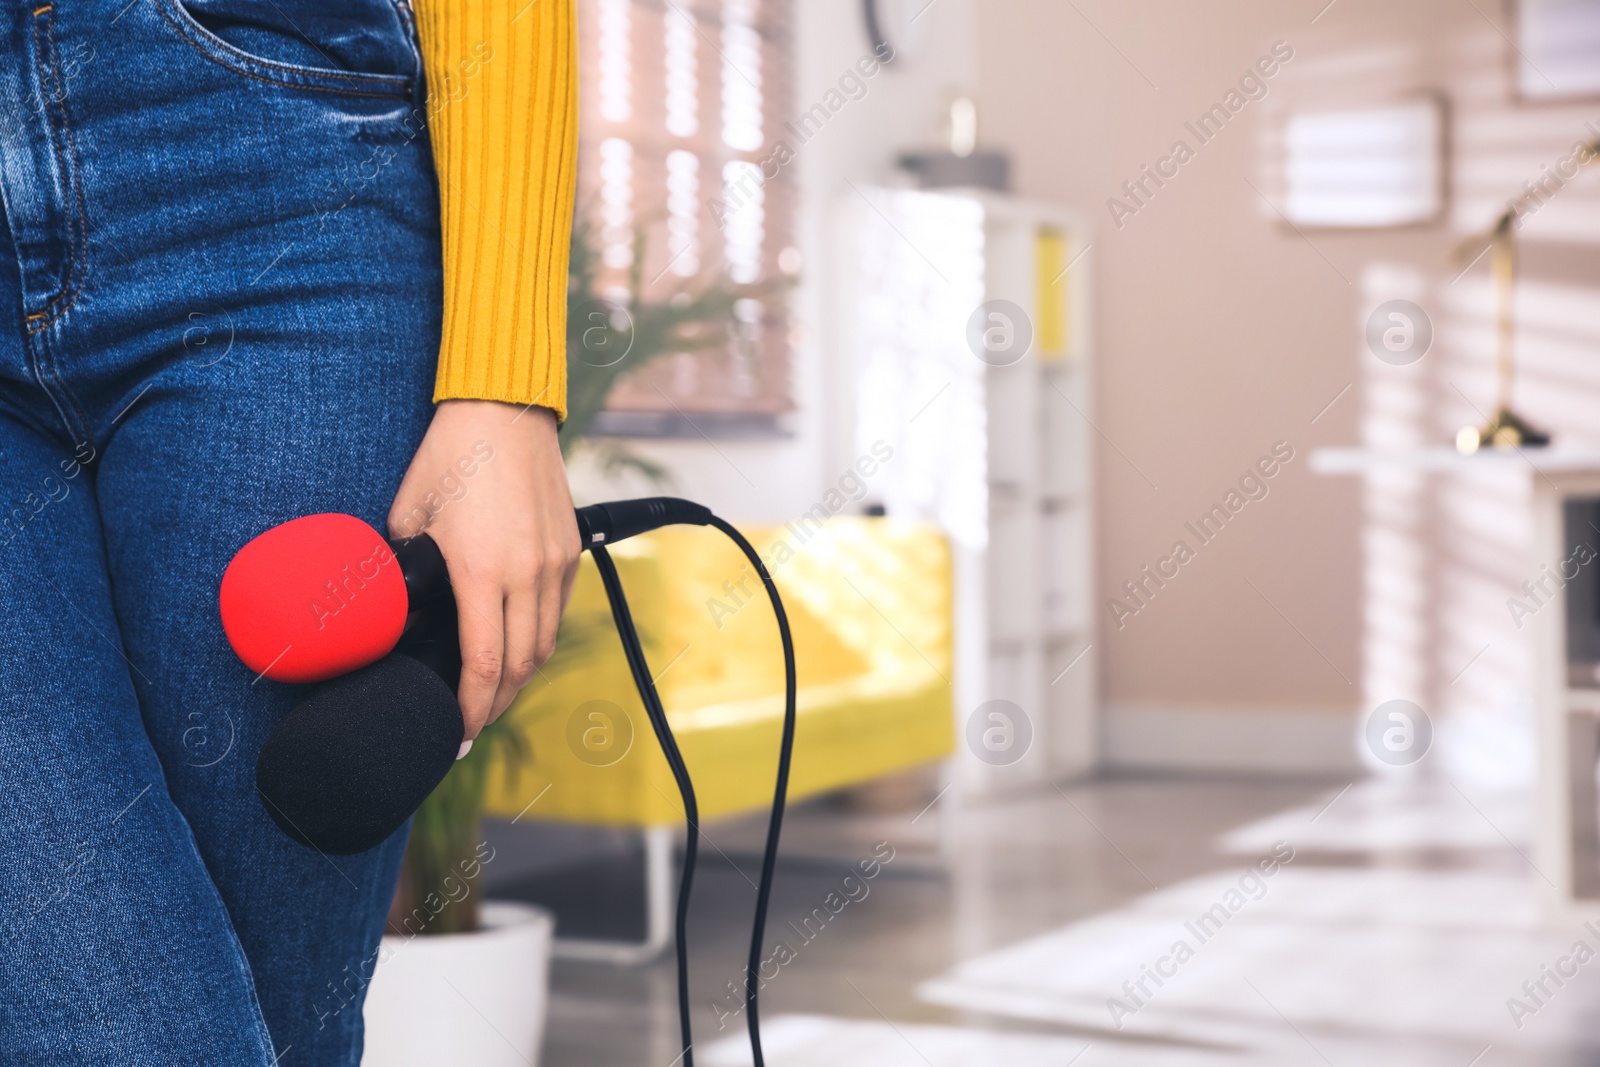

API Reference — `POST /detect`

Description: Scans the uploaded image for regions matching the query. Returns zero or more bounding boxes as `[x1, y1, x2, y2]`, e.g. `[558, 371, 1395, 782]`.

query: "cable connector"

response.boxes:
[575, 497, 714, 547]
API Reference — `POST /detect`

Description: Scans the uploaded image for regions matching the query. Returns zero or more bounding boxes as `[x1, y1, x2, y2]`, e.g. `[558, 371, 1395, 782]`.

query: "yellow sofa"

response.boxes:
[482, 517, 954, 829]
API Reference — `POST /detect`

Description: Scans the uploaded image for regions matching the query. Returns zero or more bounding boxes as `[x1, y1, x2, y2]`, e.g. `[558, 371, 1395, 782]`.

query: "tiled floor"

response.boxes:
[529, 773, 1600, 1066]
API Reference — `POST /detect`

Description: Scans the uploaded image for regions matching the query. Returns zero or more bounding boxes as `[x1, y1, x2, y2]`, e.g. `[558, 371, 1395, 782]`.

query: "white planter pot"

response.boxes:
[361, 901, 554, 1067]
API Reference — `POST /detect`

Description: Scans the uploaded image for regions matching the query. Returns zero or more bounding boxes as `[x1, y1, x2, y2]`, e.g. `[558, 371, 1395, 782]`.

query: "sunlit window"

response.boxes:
[596, 0, 632, 124]
[720, 0, 764, 152]
[663, 6, 698, 138]
[577, 0, 795, 430]
[665, 149, 701, 278]
[598, 137, 634, 271]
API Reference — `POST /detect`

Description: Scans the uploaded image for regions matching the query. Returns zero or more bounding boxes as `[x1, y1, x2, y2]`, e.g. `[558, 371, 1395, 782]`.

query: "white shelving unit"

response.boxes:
[1312, 446, 1600, 924]
[835, 186, 1097, 795]
[1531, 465, 1600, 924]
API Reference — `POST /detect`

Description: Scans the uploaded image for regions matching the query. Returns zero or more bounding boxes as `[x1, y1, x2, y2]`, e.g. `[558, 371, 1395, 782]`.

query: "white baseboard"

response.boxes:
[1103, 703, 1363, 775]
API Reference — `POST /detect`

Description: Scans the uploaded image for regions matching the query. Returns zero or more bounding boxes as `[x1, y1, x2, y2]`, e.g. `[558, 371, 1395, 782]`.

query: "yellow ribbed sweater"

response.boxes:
[412, 0, 576, 420]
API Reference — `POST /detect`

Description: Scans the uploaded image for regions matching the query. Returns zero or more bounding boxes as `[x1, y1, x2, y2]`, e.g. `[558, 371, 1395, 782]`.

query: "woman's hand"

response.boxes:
[388, 400, 580, 744]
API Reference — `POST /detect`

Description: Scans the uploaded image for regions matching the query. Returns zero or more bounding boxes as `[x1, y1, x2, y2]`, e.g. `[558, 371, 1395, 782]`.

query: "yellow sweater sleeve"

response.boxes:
[412, 0, 577, 419]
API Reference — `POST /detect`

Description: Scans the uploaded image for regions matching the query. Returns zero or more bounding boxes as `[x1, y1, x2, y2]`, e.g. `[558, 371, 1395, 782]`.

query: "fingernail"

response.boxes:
[456, 739, 474, 761]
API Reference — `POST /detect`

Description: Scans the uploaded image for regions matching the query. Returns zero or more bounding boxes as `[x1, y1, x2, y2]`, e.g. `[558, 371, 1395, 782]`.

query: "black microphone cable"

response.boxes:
[707, 516, 795, 1067]
[588, 543, 699, 1067]
[576, 500, 797, 1067]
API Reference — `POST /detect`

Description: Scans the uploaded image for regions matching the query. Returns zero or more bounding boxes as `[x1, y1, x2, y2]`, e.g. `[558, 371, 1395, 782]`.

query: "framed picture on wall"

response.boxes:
[1515, 0, 1600, 102]
[1277, 96, 1447, 229]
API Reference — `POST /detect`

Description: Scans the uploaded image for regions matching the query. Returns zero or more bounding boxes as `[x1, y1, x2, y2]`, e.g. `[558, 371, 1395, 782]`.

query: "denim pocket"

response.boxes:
[153, 0, 413, 99]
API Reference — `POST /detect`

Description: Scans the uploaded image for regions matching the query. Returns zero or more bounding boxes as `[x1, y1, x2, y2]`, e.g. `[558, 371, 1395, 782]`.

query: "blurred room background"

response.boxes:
[364, 1, 1600, 1063]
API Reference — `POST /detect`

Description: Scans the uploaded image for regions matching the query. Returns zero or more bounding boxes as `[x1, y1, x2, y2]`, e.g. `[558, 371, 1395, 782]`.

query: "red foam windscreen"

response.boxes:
[220, 514, 410, 684]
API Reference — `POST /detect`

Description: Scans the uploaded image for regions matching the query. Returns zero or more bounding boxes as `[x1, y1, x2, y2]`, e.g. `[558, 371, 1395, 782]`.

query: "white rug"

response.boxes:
[918, 865, 1600, 1060]
[1218, 779, 1531, 854]
[700, 1014, 1234, 1066]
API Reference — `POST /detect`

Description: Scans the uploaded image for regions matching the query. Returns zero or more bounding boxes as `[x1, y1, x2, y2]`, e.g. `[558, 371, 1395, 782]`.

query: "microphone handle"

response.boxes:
[385, 498, 716, 685]
[390, 530, 451, 614]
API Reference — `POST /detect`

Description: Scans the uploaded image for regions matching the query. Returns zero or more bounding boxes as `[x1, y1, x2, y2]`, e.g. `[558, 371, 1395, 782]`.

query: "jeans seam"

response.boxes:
[23, 5, 88, 335]
[25, 330, 95, 455]
[153, 0, 413, 100]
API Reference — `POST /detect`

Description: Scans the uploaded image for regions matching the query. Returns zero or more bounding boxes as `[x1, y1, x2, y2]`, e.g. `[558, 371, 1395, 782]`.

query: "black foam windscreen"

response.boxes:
[256, 653, 463, 855]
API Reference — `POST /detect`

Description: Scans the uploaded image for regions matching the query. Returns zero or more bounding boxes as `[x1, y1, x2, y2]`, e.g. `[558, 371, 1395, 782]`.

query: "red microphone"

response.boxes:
[219, 514, 412, 684]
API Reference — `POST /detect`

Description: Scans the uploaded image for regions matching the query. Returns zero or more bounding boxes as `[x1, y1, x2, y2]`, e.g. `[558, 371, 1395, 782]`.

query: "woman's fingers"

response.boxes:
[454, 580, 506, 740]
[493, 583, 539, 722]
[454, 534, 579, 736]
[491, 535, 579, 724]
[532, 557, 564, 672]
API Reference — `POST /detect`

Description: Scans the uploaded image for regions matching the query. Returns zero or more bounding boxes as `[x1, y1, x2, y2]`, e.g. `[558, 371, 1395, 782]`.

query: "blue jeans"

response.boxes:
[0, 1, 442, 1062]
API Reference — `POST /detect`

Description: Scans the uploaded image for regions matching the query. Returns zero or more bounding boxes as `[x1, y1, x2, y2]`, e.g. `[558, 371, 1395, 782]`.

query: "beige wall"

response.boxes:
[977, 0, 1600, 732]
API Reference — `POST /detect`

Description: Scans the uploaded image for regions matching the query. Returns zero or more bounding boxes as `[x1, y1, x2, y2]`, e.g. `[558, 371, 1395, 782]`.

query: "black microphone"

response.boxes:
[257, 653, 461, 855]
[251, 499, 712, 855]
